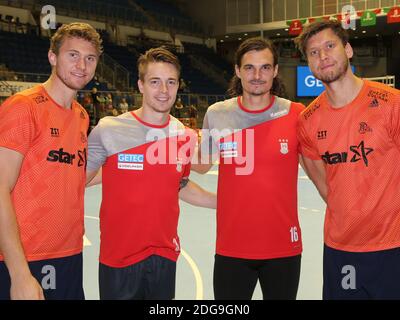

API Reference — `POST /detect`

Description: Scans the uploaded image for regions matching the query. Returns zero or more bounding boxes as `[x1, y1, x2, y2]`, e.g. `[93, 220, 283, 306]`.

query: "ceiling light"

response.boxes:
[362, 30, 366, 34]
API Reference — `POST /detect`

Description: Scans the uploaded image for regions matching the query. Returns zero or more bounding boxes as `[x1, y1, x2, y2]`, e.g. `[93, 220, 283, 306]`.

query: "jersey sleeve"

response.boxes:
[87, 120, 108, 172]
[181, 128, 197, 179]
[0, 95, 35, 156]
[80, 105, 90, 132]
[297, 112, 321, 160]
[199, 111, 219, 161]
[182, 162, 191, 179]
[292, 102, 306, 154]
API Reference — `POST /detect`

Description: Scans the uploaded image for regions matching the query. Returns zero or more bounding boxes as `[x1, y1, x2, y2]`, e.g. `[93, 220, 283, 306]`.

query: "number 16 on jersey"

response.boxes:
[290, 227, 299, 242]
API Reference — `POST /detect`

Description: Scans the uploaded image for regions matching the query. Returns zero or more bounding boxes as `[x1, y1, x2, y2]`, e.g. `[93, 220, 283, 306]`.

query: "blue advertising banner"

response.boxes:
[297, 65, 355, 97]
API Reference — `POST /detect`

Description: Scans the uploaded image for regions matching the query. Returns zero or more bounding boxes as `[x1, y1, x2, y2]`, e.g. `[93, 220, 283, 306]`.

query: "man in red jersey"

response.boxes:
[0, 23, 102, 300]
[296, 20, 400, 299]
[86, 47, 216, 300]
[192, 38, 304, 300]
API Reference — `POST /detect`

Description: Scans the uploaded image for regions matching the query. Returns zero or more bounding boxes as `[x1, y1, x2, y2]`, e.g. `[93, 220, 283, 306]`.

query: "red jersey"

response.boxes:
[0, 85, 88, 261]
[87, 112, 197, 267]
[202, 96, 304, 259]
[298, 80, 400, 252]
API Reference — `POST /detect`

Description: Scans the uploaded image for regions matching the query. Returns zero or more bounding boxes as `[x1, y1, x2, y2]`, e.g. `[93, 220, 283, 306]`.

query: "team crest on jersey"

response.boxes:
[359, 122, 372, 134]
[176, 158, 183, 172]
[279, 139, 289, 154]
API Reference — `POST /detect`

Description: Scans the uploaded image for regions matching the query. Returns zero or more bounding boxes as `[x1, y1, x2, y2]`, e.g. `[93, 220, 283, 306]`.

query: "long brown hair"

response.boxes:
[227, 37, 286, 97]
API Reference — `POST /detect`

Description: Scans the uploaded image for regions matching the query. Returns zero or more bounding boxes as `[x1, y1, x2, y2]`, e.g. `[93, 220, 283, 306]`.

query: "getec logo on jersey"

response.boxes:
[118, 153, 144, 170]
[219, 141, 238, 158]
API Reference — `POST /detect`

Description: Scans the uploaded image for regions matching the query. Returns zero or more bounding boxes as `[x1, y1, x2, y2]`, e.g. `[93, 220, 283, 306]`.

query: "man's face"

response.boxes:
[49, 37, 99, 90]
[305, 28, 353, 84]
[235, 48, 278, 97]
[138, 62, 179, 114]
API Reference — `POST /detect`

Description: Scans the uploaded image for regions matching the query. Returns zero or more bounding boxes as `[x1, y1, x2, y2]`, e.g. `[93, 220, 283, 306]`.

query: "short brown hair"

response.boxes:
[50, 22, 103, 56]
[227, 37, 286, 97]
[295, 20, 349, 58]
[137, 47, 181, 81]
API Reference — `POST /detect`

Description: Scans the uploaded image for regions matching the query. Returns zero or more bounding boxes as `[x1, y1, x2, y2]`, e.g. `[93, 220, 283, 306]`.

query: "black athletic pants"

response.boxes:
[0, 253, 84, 300]
[213, 254, 301, 300]
[99, 255, 176, 300]
[323, 245, 400, 299]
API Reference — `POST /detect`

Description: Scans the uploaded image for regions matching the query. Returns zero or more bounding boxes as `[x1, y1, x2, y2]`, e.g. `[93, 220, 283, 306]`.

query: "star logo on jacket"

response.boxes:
[279, 139, 289, 154]
[350, 141, 373, 167]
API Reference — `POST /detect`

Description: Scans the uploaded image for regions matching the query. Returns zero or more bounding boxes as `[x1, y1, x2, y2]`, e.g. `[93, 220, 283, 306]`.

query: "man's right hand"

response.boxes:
[10, 274, 44, 300]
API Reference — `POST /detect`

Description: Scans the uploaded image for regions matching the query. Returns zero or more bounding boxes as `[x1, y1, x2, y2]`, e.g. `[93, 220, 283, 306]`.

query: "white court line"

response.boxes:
[84, 215, 98, 246]
[206, 171, 218, 175]
[85, 215, 100, 221]
[83, 235, 92, 246]
[180, 249, 204, 300]
[84, 215, 204, 299]
[299, 207, 322, 213]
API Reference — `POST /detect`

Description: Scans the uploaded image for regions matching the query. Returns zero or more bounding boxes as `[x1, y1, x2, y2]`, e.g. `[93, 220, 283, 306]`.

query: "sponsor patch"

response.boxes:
[118, 153, 144, 170]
